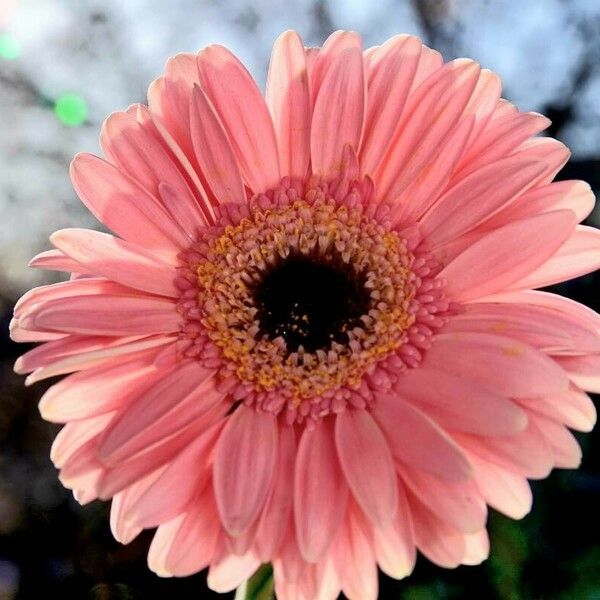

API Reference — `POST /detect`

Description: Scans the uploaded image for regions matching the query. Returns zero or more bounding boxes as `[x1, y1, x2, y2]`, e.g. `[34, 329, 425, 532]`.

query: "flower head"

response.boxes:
[12, 30, 600, 600]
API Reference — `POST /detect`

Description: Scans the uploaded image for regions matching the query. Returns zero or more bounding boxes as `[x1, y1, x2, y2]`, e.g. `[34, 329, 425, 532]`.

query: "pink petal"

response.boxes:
[440, 210, 577, 301]
[529, 413, 582, 469]
[254, 425, 296, 561]
[455, 419, 554, 479]
[508, 225, 600, 291]
[371, 394, 472, 481]
[555, 354, 600, 393]
[461, 69, 502, 151]
[266, 30, 311, 180]
[294, 418, 349, 561]
[455, 109, 550, 178]
[189, 85, 246, 204]
[421, 157, 546, 247]
[110, 468, 165, 544]
[163, 486, 221, 576]
[39, 349, 165, 422]
[51, 413, 114, 468]
[399, 466, 487, 534]
[311, 47, 365, 178]
[484, 289, 600, 336]
[522, 387, 596, 432]
[426, 332, 569, 397]
[360, 35, 421, 176]
[462, 530, 490, 566]
[374, 59, 480, 203]
[134, 99, 216, 223]
[14, 278, 139, 318]
[333, 506, 378, 600]
[147, 53, 200, 164]
[213, 407, 278, 536]
[409, 496, 466, 568]
[335, 409, 398, 526]
[197, 45, 280, 193]
[147, 514, 184, 576]
[447, 302, 600, 355]
[409, 45, 443, 91]
[373, 480, 416, 580]
[467, 451, 532, 519]
[23, 336, 172, 385]
[207, 539, 260, 593]
[389, 116, 474, 227]
[29, 249, 88, 274]
[309, 30, 362, 105]
[70, 153, 188, 258]
[51, 228, 177, 297]
[97, 415, 213, 498]
[97, 362, 220, 464]
[511, 137, 570, 186]
[100, 111, 207, 234]
[485, 180, 595, 228]
[21, 294, 180, 337]
[394, 367, 527, 436]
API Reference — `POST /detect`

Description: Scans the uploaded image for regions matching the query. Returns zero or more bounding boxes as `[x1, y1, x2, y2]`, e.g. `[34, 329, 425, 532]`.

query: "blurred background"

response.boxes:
[0, 0, 599, 598]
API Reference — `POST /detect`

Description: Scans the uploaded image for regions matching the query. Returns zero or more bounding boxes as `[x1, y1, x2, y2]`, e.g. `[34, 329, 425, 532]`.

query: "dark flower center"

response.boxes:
[253, 253, 371, 353]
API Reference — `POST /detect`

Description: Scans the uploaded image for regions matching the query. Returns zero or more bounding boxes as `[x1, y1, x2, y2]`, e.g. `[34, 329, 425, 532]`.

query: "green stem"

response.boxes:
[235, 563, 274, 600]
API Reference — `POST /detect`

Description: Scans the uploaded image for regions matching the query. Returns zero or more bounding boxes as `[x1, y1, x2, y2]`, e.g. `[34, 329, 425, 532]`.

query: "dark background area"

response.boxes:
[0, 0, 599, 598]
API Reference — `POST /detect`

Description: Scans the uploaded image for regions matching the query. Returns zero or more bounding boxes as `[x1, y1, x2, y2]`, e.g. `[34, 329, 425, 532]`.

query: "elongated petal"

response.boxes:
[163, 487, 221, 576]
[421, 158, 546, 247]
[20, 294, 180, 337]
[197, 45, 280, 192]
[448, 301, 600, 355]
[100, 111, 207, 234]
[360, 35, 421, 175]
[467, 451, 532, 519]
[39, 349, 165, 422]
[254, 426, 296, 561]
[214, 407, 278, 536]
[455, 419, 554, 479]
[440, 210, 577, 301]
[266, 30, 311, 180]
[128, 422, 223, 529]
[335, 409, 397, 526]
[311, 47, 365, 178]
[334, 506, 378, 600]
[207, 538, 260, 592]
[24, 336, 172, 385]
[309, 30, 362, 105]
[410, 496, 466, 568]
[70, 153, 188, 257]
[97, 362, 218, 464]
[190, 85, 246, 204]
[29, 249, 88, 274]
[556, 354, 600, 393]
[426, 332, 569, 397]
[51, 229, 177, 297]
[294, 418, 349, 561]
[509, 225, 600, 291]
[400, 466, 487, 533]
[394, 367, 527, 436]
[373, 481, 416, 580]
[523, 387, 596, 432]
[372, 394, 472, 481]
[374, 59, 480, 203]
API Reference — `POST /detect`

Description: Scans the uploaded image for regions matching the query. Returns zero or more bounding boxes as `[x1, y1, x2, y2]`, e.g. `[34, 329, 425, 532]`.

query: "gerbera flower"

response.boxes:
[11, 30, 600, 599]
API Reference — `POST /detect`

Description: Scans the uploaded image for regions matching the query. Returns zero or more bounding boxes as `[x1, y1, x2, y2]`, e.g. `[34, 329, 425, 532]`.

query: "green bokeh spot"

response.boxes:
[54, 93, 88, 127]
[0, 33, 21, 60]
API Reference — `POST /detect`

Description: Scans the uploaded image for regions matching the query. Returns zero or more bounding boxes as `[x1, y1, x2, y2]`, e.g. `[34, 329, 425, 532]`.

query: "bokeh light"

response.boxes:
[53, 93, 88, 127]
[0, 33, 20, 60]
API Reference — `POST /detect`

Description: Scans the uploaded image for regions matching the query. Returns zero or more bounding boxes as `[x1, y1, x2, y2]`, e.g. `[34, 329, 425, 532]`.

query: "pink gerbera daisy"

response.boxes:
[11, 30, 600, 600]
